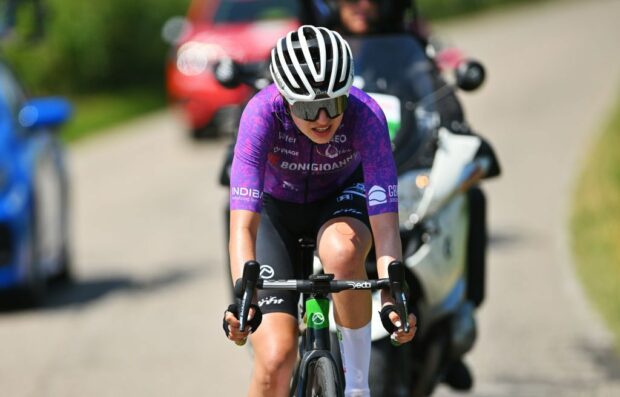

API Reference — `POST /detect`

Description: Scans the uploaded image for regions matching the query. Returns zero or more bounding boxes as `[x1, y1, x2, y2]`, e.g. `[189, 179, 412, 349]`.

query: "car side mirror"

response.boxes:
[19, 98, 73, 130]
[455, 59, 485, 92]
[214, 58, 242, 89]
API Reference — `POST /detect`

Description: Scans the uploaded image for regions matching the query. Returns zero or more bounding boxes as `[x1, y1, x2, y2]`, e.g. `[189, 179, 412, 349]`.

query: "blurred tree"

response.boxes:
[2, 0, 190, 94]
[0, 0, 45, 40]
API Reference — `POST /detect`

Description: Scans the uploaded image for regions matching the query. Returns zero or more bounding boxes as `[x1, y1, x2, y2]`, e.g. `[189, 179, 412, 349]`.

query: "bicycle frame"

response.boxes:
[292, 294, 344, 396]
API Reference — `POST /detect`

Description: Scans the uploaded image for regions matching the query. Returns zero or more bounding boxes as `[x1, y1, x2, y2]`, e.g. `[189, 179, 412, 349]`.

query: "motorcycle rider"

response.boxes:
[221, 26, 417, 397]
[302, 0, 429, 40]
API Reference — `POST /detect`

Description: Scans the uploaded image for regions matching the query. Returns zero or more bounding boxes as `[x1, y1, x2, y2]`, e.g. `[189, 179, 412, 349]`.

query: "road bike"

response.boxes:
[236, 238, 409, 396]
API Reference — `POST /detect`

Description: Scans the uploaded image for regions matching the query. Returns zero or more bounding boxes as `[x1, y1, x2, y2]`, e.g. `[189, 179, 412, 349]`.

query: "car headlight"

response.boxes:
[176, 41, 225, 76]
[398, 169, 431, 229]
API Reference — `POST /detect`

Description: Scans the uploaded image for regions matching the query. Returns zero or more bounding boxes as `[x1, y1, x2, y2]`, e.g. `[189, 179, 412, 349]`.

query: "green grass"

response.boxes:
[60, 87, 167, 143]
[571, 91, 620, 351]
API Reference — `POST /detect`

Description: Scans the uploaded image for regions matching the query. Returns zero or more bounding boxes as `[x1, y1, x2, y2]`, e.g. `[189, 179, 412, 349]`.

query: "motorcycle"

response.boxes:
[328, 34, 500, 396]
[216, 33, 500, 396]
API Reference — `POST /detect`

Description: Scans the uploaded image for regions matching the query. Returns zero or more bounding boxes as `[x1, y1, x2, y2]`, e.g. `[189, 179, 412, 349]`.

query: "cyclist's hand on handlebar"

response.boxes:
[222, 303, 262, 346]
[380, 291, 417, 345]
[384, 306, 417, 345]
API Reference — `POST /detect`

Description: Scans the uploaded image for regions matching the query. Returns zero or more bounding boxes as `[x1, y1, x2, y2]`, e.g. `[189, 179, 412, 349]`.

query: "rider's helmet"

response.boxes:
[269, 25, 354, 104]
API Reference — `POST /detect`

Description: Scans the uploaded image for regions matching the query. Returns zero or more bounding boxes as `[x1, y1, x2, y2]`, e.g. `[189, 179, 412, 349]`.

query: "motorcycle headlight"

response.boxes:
[398, 169, 431, 229]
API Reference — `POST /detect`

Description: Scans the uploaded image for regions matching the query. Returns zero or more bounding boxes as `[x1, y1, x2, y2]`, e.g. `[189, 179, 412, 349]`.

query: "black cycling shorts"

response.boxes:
[255, 167, 370, 318]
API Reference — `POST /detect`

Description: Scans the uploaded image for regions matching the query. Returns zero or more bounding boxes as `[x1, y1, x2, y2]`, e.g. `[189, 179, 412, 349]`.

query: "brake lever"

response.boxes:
[238, 261, 260, 332]
[388, 261, 410, 333]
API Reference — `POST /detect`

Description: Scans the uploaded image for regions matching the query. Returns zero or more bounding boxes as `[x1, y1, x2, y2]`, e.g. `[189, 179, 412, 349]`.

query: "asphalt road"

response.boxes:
[1, 0, 620, 396]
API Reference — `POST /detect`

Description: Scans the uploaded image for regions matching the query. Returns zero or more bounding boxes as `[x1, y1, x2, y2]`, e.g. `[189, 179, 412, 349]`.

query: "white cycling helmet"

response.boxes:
[269, 25, 354, 104]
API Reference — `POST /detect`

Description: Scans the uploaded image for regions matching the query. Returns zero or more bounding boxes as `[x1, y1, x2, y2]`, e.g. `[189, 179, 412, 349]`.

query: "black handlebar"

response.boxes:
[236, 260, 410, 334]
[257, 278, 391, 293]
[238, 260, 259, 332]
[387, 261, 410, 333]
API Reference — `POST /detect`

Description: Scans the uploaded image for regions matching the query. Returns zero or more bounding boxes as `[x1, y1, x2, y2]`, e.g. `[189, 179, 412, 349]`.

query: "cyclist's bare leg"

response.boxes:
[318, 217, 373, 395]
[317, 217, 372, 327]
[248, 312, 298, 397]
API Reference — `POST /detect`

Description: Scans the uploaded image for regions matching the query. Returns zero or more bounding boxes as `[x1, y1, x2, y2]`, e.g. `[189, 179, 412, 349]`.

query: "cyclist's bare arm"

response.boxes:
[229, 209, 260, 284]
[369, 212, 417, 343]
[224, 209, 261, 345]
[369, 212, 402, 278]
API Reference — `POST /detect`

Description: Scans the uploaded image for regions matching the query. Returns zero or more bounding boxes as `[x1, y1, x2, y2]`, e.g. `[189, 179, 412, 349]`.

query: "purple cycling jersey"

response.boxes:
[230, 84, 398, 216]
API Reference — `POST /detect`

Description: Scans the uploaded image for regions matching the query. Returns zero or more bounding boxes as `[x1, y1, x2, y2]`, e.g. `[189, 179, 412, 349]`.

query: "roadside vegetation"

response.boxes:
[571, 91, 620, 351]
[62, 88, 166, 143]
[1, 0, 188, 142]
[1, 0, 547, 143]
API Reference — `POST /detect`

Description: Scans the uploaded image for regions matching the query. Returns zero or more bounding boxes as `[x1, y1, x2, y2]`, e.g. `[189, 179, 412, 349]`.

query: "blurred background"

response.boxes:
[0, 0, 619, 396]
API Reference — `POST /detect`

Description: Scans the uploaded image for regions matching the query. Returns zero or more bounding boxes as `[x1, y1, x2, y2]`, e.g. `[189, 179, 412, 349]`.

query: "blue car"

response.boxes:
[0, 59, 72, 304]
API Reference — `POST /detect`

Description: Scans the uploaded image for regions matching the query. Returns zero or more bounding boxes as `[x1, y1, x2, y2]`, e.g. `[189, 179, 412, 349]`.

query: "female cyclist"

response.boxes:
[222, 25, 417, 397]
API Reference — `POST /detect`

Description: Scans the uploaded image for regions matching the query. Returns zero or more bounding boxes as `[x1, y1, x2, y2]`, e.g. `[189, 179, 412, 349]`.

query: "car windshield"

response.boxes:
[213, 0, 299, 24]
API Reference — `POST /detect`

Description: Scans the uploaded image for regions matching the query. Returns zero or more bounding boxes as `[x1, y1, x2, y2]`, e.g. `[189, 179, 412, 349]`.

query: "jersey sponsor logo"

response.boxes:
[268, 152, 281, 165]
[258, 296, 284, 307]
[259, 265, 275, 279]
[368, 184, 398, 206]
[316, 144, 339, 159]
[278, 132, 296, 144]
[368, 185, 387, 206]
[231, 187, 263, 200]
[273, 146, 299, 156]
[280, 153, 357, 172]
[330, 134, 347, 144]
[388, 184, 398, 199]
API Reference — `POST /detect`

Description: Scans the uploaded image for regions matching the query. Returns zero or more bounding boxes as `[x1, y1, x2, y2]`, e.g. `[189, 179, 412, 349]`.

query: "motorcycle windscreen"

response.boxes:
[346, 35, 451, 170]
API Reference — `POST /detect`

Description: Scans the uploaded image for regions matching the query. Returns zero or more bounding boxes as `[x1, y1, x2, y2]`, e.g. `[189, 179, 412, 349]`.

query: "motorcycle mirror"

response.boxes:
[161, 16, 192, 45]
[455, 59, 486, 92]
[214, 58, 241, 89]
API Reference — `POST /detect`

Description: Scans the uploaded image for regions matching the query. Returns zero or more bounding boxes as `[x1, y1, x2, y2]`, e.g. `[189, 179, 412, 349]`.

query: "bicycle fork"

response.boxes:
[294, 293, 344, 396]
[292, 238, 344, 396]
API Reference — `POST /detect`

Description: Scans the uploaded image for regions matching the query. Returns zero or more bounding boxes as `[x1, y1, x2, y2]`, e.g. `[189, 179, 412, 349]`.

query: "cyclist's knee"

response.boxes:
[254, 344, 297, 389]
[319, 244, 366, 277]
[317, 220, 371, 275]
[253, 318, 297, 371]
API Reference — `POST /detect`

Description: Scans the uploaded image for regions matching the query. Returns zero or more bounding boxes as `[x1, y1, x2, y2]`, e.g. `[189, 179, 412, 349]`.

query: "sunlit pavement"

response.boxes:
[1, 1, 620, 396]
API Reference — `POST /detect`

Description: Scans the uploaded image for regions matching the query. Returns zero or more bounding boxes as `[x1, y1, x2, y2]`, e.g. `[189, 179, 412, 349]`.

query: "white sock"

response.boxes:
[336, 322, 371, 397]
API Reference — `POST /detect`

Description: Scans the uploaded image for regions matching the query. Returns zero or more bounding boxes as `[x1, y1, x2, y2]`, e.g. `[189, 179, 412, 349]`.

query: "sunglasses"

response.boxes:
[289, 95, 348, 122]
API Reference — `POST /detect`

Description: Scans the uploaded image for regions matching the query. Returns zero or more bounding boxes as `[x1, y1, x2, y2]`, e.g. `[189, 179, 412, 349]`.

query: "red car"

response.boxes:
[166, 0, 300, 139]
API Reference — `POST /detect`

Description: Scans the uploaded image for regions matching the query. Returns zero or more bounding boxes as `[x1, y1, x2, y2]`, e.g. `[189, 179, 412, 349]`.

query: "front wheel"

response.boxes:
[305, 356, 342, 397]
